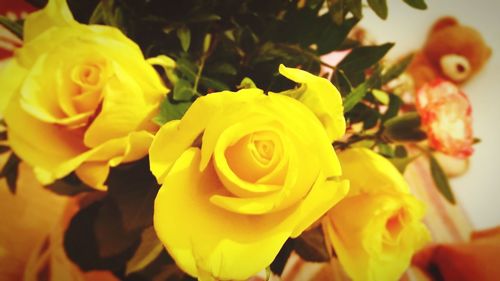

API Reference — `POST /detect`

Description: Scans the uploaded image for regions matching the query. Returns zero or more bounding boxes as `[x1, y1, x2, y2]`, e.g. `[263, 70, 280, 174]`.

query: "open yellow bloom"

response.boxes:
[0, 0, 167, 189]
[150, 88, 348, 280]
[323, 148, 430, 281]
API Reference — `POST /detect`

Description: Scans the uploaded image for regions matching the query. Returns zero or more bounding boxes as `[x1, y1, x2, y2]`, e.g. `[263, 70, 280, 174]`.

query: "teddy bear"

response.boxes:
[397, 17, 492, 178]
[407, 16, 492, 90]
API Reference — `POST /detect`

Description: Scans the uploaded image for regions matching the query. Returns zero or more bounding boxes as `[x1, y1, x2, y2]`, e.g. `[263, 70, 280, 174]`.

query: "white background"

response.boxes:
[361, 0, 500, 230]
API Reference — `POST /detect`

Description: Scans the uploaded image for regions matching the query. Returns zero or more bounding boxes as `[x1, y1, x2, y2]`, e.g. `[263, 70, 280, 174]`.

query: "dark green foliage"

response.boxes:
[0, 153, 20, 194]
[429, 155, 456, 204]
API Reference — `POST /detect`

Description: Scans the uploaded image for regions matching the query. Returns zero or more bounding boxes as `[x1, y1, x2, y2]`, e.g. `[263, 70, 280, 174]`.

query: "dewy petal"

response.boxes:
[23, 0, 77, 42]
[0, 59, 28, 114]
[338, 148, 410, 196]
[154, 148, 297, 280]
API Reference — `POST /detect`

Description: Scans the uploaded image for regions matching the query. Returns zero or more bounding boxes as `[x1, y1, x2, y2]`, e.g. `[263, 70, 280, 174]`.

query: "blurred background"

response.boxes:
[361, 0, 500, 230]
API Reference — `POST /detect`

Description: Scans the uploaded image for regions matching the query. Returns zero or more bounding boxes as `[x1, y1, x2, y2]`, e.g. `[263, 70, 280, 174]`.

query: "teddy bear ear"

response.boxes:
[431, 16, 459, 33]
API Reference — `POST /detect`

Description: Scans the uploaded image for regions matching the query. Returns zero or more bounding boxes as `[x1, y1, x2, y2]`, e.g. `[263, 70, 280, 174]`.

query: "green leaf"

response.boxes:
[377, 143, 395, 157]
[126, 251, 190, 281]
[0, 16, 23, 39]
[429, 155, 456, 204]
[328, 0, 345, 25]
[294, 226, 330, 262]
[346, 0, 363, 19]
[89, 0, 127, 33]
[382, 93, 403, 121]
[176, 58, 198, 82]
[177, 26, 191, 52]
[125, 226, 164, 275]
[188, 14, 221, 23]
[367, 0, 388, 19]
[381, 54, 414, 84]
[95, 200, 142, 258]
[383, 112, 427, 142]
[0, 145, 9, 154]
[237, 26, 258, 52]
[343, 82, 368, 112]
[338, 43, 394, 76]
[269, 239, 294, 276]
[402, 0, 428, 10]
[199, 76, 230, 91]
[106, 158, 159, 232]
[238, 77, 258, 89]
[65, 201, 139, 272]
[209, 63, 237, 76]
[45, 174, 94, 196]
[389, 155, 419, 173]
[173, 79, 195, 101]
[153, 98, 192, 126]
[1, 153, 20, 194]
[372, 89, 390, 105]
[395, 145, 408, 158]
[316, 17, 358, 55]
[203, 33, 212, 53]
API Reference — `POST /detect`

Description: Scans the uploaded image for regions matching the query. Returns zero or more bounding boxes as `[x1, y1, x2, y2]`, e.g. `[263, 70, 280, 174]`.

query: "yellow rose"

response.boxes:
[323, 148, 430, 281]
[150, 88, 349, 280]
[0, 0, 168, 189]
[277, 64, 346, 142]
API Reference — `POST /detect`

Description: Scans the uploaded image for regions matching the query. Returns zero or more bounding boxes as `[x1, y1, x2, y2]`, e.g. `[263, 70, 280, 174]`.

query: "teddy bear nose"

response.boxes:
[440, 54, 471, 82]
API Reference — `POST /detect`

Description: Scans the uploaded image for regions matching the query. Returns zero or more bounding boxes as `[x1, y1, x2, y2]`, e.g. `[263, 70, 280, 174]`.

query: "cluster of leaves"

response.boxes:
[2, 0, 473, 280]
[59, 159, 196, 281]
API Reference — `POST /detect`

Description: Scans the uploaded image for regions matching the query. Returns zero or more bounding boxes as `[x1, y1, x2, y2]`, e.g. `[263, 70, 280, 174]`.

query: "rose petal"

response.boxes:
[0, 59, 28, 114]
[154, 148, 295, 280]
[324, 194, 429, 281]
[83, 62, 161, 147]
[290, 178, 348, 237]
[337, 148, 410, 196]
[150, 90, 264, 183]
[23, 0, 77, 42]
[6, 96, 152, 187]
[75, 162, 109, 191]
[278, 64, 346, 142]
[5, 95, 87, 179]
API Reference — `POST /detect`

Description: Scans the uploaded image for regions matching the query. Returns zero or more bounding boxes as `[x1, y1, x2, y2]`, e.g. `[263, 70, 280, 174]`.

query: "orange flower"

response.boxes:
[416, 79, 473, 158]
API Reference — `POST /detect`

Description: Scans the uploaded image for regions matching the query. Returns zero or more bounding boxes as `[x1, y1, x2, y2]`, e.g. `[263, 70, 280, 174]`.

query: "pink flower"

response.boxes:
[416, 79, 474, 158]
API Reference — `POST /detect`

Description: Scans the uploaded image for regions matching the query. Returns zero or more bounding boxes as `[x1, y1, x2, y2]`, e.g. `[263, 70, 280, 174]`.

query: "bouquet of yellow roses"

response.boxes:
[0, 0, 477, 280]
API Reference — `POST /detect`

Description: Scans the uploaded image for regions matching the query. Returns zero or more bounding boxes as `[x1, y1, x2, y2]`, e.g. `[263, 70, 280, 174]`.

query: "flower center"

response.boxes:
[73, 64, 101, 86]
[251, 138, 275, 165]
[225, 130, 283, 183]
[383, 209, 407, 246]
[65, 59, 110, 116]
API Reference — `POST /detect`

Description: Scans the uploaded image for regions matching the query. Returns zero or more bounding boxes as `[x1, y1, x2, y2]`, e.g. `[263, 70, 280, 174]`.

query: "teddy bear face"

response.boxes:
[424, 17, 492, 84]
